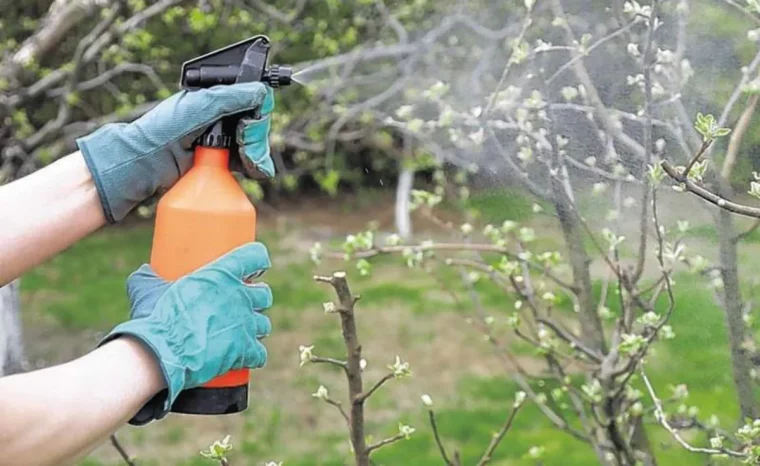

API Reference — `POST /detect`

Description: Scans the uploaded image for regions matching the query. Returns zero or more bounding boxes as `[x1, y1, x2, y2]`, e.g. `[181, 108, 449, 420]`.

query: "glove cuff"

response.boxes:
[99, 320, 187, 424]
[77, 132, 117, 224]
[76, 124, 184, 224]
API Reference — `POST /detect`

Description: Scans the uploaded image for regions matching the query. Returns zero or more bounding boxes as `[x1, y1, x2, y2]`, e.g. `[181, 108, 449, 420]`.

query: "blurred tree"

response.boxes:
[0, 281, 26, 377]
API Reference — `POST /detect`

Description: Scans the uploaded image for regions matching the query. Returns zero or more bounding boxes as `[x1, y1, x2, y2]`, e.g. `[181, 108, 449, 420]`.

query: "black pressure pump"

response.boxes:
[181, 35, 292, 90]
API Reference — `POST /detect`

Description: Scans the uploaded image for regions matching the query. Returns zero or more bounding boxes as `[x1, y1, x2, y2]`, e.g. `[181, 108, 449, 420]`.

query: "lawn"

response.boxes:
[18, 190, 753, 465]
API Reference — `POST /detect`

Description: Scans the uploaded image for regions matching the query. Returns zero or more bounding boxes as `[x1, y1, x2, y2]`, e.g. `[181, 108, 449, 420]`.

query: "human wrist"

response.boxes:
[111, 336, 167, 394]
[101, 320, 186, 408]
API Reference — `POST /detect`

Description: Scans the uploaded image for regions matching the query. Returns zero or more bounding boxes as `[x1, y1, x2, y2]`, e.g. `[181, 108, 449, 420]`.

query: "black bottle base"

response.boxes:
[171, 385, 248, 415]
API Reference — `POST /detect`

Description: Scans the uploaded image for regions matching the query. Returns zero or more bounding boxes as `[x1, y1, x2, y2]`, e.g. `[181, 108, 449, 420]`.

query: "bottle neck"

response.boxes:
[193, 147, 230, 169]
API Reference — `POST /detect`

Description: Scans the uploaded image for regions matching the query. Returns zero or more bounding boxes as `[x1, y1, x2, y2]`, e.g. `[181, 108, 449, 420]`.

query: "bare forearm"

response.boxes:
[0, 338, 164, 466]
[0, 151, 105, 285]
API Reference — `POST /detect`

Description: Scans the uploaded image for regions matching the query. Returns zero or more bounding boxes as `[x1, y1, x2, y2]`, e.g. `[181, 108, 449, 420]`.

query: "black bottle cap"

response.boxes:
[198, 120, 232, 148]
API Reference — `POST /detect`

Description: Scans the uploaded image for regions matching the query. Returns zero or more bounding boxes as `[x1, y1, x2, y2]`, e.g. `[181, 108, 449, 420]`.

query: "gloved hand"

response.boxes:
[77, 83, 276, 223]
[100, 242, 273, 425]
[235, 87, 275, 178]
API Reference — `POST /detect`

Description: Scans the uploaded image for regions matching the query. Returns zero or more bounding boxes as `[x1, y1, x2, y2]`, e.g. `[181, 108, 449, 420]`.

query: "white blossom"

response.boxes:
[592, 182, 607, 196]
[468, 128, 485, 145]
[385, 234, 402, 246]
[389, 356, 412, 378]
[528, 446, 545, 459]
[299, 345, 315, 366]
[398, 424, 416, 439]
[395, 105, 414, 119]
[514, 391, 527, 407]
[312, 385, 329, 400]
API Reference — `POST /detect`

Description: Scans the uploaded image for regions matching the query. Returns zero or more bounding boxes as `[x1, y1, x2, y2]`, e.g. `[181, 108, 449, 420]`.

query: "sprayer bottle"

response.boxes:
[147, 35, 291, 415]
[149, 120, 256, 414]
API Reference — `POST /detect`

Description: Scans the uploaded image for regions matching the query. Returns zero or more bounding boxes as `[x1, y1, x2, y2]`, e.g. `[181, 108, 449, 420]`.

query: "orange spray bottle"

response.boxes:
[149, 36, 291, 415]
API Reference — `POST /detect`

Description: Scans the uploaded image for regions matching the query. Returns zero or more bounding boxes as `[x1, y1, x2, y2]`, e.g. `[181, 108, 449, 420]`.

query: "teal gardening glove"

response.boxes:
[77, 82, 277, 223]
[100, 242, 274, 425]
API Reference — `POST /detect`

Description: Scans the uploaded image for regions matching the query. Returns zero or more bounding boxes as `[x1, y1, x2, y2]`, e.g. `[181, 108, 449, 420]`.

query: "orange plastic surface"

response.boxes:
[150, 146, 256, 388]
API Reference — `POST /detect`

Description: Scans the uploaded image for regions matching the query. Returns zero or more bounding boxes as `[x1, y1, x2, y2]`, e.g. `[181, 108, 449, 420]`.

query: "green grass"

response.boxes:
[368, 274, 742, 466]
[21, 226, 152, 329]
[20, 224, 329, 330]
[466, 187, 539, 224]
[17, 220, 752, 465]
[684, 222, 760, 245]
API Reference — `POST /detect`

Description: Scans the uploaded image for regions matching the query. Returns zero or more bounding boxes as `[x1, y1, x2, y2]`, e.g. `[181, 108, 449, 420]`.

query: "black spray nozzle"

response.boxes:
[263, 64, 293, 88]
[180, 35, 292, 90]
[182, 65, 292, 88]
[180, 35, 292, 152]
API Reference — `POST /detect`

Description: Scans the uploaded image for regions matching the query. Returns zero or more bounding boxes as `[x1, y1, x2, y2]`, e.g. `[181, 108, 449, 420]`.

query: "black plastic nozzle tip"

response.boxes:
[264, 64, 292, 88]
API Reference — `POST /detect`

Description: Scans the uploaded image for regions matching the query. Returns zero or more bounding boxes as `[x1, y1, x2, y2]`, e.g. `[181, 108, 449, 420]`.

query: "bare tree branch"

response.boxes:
[324, 397, 351, 427]
[366, 433, 407, 454]
[631, 0, 659, 285]
[661, 160, 760, 218]
[475, 402, 522, 466]
[246, 0, 308, 24]
[110, 434, 137, 466]
[314, 272, 369, 466]
[83, 0, 185, 63]
[311, 356, 348, 370]
[355, 373, 394, 404]
[0, 0, 114, 84]
[427, 409, 455, 466]
[49, 63, 167, 98]
[722, 94, 759, 180]
[641, 367, 745, 459]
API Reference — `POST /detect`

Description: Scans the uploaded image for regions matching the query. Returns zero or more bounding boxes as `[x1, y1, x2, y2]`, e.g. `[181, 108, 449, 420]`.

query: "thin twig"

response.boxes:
[110, 434, 136, 466]
[483, 11, 533, 116]
[546, 19, 638, 84]
[325, 397, 351, 426]
[356, 373, 394, 404]
[722, 0, 760, 25]
[366, 433, 407, 454]
[340, 243, 575, 291]
[631, 0, 659, 284]
[536, 318, 603, 363]
[661, 160, 760, 219]
[311, 356, 348, 370]
[736, 219, 760, 242]
[681, 140, 712, 179]
[718, 48, 760, 128]
[475, 403, 523, 466]
[722, 94, 759, 180]
[427, 410, 455, 466]
[641, 367, 745, 458]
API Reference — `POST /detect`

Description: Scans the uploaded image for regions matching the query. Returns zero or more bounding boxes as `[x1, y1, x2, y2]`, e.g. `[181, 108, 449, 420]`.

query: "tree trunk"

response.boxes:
[629, 416, 657, 466]
[550, 179, 606, 352]
[550, 177, 658, 465]
[715, 208, 759, 420]
[395, 168, 414, 240]
[0, 280, 27, 377]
